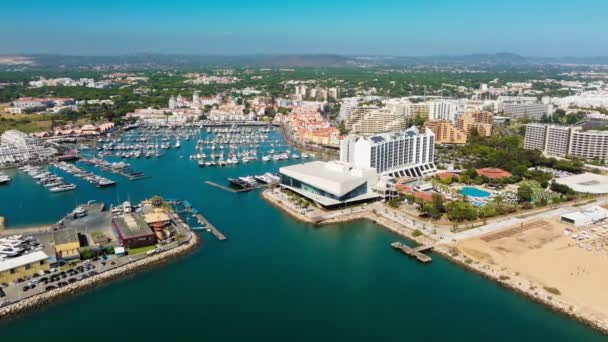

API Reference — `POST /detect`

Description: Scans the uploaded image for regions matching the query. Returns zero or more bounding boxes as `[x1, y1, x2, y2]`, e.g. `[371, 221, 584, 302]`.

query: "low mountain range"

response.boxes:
[2, 53, 608, 68]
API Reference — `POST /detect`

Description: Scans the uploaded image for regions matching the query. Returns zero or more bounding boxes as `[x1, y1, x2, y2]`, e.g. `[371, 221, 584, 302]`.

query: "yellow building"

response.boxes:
[53, 228, 81, 260]
[456, 111, 493, 137]
[408, 103, 430, 120]
[425, 120, 467, 144]
[304, 128, 341, 147]
[0, 251, 50, 283]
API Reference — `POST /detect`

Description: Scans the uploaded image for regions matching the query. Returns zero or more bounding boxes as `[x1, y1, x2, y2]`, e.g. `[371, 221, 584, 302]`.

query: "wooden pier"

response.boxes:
[391, 242, 433, 263]
[193, 213, 227, 241]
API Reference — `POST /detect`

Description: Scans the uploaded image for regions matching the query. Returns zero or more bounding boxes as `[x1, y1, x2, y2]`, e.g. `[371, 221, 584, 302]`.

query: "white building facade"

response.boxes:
[340, 127, 436, 177]
[524, 123, 608, 160]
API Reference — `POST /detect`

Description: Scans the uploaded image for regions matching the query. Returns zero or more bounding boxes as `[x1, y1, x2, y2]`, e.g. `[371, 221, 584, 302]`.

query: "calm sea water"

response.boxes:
[0, 130, 603, 341]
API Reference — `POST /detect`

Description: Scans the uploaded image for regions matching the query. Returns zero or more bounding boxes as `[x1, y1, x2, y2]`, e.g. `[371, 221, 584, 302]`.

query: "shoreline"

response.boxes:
[261, 189, 608, 335]
[0, 230, 200, 320]
[432, 245, 608, 334]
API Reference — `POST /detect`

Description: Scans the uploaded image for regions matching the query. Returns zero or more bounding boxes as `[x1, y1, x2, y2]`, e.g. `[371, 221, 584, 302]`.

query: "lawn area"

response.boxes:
[0, 113, 53, 134]
[128, 245, 157, 255]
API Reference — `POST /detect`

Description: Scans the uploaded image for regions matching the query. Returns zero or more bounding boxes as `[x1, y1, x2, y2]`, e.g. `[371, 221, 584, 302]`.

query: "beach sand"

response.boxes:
[453, 218, 608, 322]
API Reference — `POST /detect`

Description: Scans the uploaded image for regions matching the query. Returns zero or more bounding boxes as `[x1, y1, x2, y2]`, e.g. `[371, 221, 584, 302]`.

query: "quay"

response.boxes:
[391, 242, 433, 263]
[193, 213, 227, 241]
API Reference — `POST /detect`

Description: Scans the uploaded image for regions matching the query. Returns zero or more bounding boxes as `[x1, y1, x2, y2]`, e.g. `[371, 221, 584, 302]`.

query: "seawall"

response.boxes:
[0, 232, 200, 320]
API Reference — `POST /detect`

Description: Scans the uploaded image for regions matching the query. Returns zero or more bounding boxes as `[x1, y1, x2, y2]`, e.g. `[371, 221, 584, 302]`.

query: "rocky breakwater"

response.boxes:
[433, 244, 608, 335]
[0, 232, 200, 320]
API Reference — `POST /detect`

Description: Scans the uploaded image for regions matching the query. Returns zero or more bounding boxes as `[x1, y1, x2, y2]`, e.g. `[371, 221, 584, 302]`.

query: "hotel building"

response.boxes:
[340, 126, 436, 177]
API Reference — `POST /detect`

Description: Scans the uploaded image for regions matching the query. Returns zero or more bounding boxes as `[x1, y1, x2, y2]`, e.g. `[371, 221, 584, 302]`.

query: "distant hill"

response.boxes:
[5, 52, 608, 69]
[359, 53, 530, 66]
[21, 53, 354, 69]
[251, 54, 352, 67]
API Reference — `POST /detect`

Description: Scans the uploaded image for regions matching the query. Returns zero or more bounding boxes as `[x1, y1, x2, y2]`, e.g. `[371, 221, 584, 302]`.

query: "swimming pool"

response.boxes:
[460, 186, 491, 198]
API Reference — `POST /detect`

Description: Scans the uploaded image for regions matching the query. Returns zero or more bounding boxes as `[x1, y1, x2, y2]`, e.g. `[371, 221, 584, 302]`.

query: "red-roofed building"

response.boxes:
[395, 184, 444, 202]
[476, 168, 512, 179]
[436, 172, 459, 180]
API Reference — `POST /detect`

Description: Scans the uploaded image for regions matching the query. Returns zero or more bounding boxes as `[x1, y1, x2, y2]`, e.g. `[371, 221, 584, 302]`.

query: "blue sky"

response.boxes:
[2, 0, 607, 56]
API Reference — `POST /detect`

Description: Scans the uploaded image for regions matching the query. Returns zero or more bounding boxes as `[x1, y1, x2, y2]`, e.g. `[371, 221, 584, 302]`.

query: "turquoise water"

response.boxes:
[461, 186, 491, 198]
[0, 130, 603, 341]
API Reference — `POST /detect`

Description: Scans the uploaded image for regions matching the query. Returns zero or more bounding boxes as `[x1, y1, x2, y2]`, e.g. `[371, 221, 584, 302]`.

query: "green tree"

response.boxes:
[445, 201, 478, 221]
[517, 184, 534, 202]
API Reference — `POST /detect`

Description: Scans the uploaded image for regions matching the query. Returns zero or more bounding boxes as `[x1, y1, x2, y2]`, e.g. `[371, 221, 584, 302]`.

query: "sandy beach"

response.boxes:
[449, 217, 608, 330]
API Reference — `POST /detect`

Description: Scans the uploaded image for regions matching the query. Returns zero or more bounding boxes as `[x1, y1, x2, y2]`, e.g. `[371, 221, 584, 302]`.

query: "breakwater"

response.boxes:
[0, 232, 200, 320]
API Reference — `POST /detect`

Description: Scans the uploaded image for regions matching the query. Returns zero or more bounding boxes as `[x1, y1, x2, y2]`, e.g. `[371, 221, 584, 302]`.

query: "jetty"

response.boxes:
[205, 180, 263, 193]
[193, 213, 227, 241]
[391, 242, 433, 263]
[175, 200, 227, 241]
[79, 158, 147, 181]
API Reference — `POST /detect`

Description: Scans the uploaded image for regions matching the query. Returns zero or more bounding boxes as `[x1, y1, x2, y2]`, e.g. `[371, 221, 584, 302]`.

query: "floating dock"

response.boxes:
[391, 242, 433, 263]
[170, 199, 227, 241]
[205, 180, 263, 193]
[193, 213, 227, 241]
[79, 158, 147, 181]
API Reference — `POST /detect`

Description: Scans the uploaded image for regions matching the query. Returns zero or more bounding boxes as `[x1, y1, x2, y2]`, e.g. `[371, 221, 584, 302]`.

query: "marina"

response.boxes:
[0, 124, 603, 341]
[78, 158, 146, 181]
[18, 165, 77, 193]
[52, 161, 116, 188]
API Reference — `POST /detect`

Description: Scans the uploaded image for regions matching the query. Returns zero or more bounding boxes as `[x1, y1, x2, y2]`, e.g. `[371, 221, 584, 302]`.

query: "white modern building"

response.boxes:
[279, 160, 381, 208]
[428, 100, 459, 122]
[0, 130, 57, 168]
[561, 205, 608, 226]
[501, 102, 553, 121]
[340, 126, 436, 177]
[338, 97, 360, 121]
[524, 123, 608, 160]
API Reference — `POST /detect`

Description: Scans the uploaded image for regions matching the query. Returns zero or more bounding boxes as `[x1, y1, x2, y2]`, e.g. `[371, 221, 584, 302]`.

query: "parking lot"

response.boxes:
[0, 251, 151, 307]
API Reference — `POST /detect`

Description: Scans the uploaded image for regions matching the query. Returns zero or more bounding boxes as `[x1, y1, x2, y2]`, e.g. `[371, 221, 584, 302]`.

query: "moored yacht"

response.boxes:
[0, 173, 11, 185]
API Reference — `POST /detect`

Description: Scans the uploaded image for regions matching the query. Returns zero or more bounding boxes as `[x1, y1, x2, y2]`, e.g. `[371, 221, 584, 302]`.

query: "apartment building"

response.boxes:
[502, 102, 553, 121]
[345, 106, 406, 135]
[428, 100, 459, 121]
[456, 111, 493, 137]
[524, 123, 608, 160]
[425, 120, 467, 144]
